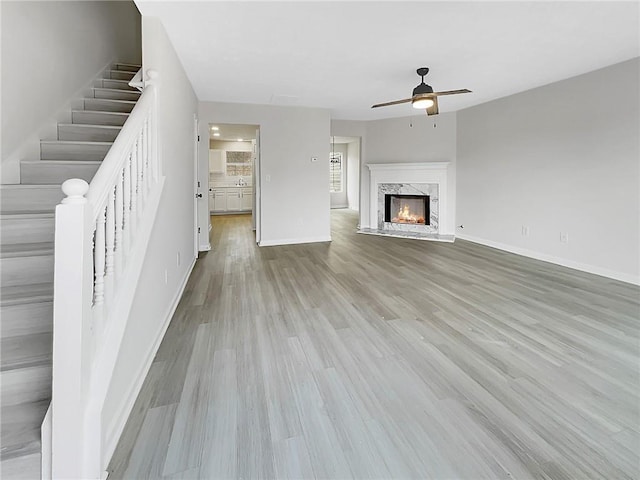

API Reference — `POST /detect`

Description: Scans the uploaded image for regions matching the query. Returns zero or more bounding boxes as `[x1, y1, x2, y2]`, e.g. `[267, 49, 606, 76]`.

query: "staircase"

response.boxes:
[0, 62, 142, 477]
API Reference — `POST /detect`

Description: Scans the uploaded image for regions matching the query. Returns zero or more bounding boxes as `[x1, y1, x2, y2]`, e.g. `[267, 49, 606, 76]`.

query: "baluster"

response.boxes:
[123, 153, 132, 252]
[93, 208, 106, 306]
[137, 131, 145, 208]
[115, 168, 124, 273]
[151, 103, 158, 181]
[143, 119, 151, 194]
[104, 187, 116, 304]
[130, 143, 138, 234]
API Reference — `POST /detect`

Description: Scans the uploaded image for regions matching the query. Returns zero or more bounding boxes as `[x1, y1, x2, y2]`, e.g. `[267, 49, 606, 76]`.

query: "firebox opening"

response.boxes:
[384, 194, 430, 225]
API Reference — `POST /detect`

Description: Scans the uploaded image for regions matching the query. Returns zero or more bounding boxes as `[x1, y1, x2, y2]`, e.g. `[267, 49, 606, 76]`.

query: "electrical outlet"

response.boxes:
[560, 232, 569, 244]
[521, 225, 530, 237]
[177, 251, 181, 267]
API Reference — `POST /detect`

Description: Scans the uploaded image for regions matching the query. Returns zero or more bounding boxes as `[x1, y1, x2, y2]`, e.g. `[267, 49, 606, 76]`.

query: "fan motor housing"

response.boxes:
[412, 83, 434, 96]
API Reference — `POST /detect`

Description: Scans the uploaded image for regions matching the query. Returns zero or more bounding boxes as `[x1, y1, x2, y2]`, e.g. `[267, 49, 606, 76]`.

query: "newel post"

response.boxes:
[51, 179, 95, 479]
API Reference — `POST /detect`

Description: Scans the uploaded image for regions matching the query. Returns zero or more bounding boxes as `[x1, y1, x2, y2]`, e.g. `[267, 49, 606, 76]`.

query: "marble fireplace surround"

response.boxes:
[359, 162, 454, 242]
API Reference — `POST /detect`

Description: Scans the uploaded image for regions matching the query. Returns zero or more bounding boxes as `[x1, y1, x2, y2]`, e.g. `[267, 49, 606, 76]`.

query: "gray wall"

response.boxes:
[456, 58, 639, 283]
[199, 101, 331, 246]
[1, 0, 142, 183]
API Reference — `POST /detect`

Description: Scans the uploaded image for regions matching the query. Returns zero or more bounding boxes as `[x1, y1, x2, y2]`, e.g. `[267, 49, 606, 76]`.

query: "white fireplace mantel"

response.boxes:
[366, 162, 450, 236]
[367, 162, 450, 172]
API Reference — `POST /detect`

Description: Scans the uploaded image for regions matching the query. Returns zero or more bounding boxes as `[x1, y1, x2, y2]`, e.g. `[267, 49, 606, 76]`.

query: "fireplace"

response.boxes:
[384, 194, 430, 225]
[361, 162, 453, 242]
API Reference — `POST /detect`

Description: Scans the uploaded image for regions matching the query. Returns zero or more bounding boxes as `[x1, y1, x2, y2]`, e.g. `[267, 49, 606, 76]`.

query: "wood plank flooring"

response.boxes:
[108, 210, 640, 479]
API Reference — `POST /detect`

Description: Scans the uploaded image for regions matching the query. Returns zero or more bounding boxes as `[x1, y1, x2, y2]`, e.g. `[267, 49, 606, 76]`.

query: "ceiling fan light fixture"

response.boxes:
[412, 97, 434, 109]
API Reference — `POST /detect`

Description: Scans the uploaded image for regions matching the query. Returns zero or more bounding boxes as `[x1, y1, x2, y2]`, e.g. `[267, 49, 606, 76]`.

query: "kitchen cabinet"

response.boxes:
[209, 150, 224, 173]
[226, 188, 241, 211]
[241, 187, 253, 211]
[212, 189, 227, 212]
[209, 186, 253, 213]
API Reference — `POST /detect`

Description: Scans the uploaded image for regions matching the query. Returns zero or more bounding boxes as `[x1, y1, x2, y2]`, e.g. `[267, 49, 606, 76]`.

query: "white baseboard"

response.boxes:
[199, 243, 211, 252]
[41, 404, 52, 480]
[259, 235, 332, 247]
[456, 233, 640, 285]
[102, 255, 196, 469]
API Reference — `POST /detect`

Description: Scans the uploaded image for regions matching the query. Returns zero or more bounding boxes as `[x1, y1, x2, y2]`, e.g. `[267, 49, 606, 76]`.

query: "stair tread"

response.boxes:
[101, 78, 133, 84]
[85, 97, 136, 104]
[21, 159, 102, 165]
[72, 109, 131, 116]
[0, 209, 55, 215]
[0, 212, 54, 220]
[1, 331, 52, 372]
[0, 184, 60, 189]
[59, 123, 123, 129]
[94, 87, 140, 94]
[0, 283, 54, 306]
[41, 140, 114, 145]
[1, 399, 48, 461]
[1, 242, 54, 258]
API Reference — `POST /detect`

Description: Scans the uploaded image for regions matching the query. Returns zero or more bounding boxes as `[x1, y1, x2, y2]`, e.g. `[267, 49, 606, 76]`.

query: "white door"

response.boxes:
[193, 115, 200, 257]
[253, 128, 261, 243]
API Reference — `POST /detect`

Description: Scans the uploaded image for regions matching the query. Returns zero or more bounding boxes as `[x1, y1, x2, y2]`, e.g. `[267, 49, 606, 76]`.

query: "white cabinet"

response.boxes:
[212, 189, 227, 212]
[209, 150, 224, 173]
[241, 187, 252, 211]
[226, 188, 241, 211]
[209, 186, 253, 213]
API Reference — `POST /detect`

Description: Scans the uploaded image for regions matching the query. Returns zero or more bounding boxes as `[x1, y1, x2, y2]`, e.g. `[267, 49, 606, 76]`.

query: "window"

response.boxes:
[329, 152, 343, 192]
[226, 151, 252, 177]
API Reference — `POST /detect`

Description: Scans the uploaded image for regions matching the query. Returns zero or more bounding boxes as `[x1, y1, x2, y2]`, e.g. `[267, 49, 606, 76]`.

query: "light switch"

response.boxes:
[265, 174, 271, 182]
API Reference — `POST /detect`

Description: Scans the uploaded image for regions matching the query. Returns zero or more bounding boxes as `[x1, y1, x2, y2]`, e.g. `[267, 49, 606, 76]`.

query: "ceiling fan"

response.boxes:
[372, 67, 471, 116]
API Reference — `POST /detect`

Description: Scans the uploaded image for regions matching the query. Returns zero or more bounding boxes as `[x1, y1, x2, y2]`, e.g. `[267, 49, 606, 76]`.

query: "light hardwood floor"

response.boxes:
[109, 210, 639, 479]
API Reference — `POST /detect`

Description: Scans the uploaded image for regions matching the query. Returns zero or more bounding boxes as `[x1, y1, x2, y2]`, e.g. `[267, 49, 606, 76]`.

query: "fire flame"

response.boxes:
[392, 203, 425, 224]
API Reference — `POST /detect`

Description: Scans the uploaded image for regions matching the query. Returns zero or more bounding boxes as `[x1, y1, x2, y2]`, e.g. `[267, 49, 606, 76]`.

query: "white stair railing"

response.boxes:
[50, 69, 162, 479]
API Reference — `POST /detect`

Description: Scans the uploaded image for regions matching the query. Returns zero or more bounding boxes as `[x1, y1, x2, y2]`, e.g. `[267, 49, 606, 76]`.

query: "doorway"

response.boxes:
[207, 123, 260, 239]
[329, 136, 361, 211]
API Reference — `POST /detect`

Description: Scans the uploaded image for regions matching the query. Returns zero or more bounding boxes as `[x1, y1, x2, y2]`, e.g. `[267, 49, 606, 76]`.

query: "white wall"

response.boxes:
[102, 16, 198, 463]
[330, 143, 348, 208]
[457, 58, 640, 284]
[346, 140, 360, 211]
[0, 0, 141, 183]
[198, 101, 331, 246]
[362, 113, 458, 234]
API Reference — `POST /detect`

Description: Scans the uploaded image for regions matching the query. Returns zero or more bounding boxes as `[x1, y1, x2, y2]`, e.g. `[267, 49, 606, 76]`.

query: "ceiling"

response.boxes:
[209, 123, 258, 141]
[136, 1, 639, 120]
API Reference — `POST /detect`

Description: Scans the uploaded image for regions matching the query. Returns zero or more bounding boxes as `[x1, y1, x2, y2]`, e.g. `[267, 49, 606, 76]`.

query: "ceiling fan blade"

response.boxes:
[371, 98, 412, 108]
[431, 89, 472, 96]
[426, 96, 439, 116]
